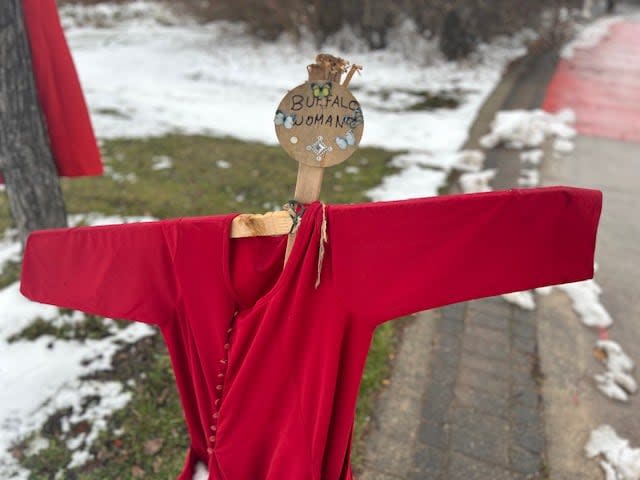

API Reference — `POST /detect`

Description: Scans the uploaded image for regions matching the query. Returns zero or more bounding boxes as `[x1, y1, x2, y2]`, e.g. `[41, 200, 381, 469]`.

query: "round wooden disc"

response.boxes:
[274, 81, 364, 168]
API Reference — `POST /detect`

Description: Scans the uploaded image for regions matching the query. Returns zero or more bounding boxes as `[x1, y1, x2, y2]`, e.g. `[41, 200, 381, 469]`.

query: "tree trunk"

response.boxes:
[0, 0, 67, 246]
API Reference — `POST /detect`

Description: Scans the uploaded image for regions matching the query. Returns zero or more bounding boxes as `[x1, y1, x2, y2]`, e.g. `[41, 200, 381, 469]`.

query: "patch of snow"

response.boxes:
[520, 149, 543, 165]
[452, 150, 485, 172]
[502, 291, 536, 310]
[0, 238, 22, 270]
[479, 109, 575, 150]
[518, 169, 540, 187]
[458, 169, 496, 194]
[151, 155, 173, 170]
[0, 215, 161, 477]
[367, 165, 446, 201]
[585, 425, 640, 480]
[562, 17, 624, 59]
[554, 138, 575, 153]
[557, 279, 613, 328]
[193, 462, 209, 480]
[216, 160, 231, 169]
[594, 340, 637, 402]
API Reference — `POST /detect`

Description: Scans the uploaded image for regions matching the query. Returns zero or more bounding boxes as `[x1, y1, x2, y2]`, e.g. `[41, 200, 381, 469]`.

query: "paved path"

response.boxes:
[360, 8, 640, 480]
[538, 13, 640, 477]
[360, 43, 556, 480]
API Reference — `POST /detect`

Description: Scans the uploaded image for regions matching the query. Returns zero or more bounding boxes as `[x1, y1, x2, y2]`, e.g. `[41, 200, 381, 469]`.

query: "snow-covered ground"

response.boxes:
[60, 1, 534, 200]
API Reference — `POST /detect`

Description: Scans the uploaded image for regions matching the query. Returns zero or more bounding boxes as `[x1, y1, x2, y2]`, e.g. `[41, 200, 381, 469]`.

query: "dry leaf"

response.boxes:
[144, 437, 164, 456]
[131, 465, 145, 478]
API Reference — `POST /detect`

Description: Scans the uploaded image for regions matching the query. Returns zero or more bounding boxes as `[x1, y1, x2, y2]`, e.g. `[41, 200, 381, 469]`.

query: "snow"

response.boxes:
[502, 291, 536, 310]
[557, 279, 613, 328]
[594, 340, 637, 402]
[151, 155, 173, 170]
[585, 425, 640, 480]
[479, 109, 576, 150]
[367, 165, 446, 201]
[518, 168, 540, 187]
[562, 16, 624, 59]
[459, 169, 496, 194]
[0, 216, 157, 479]
[520, 149, 544, 165]
[193, 462, 209, 480]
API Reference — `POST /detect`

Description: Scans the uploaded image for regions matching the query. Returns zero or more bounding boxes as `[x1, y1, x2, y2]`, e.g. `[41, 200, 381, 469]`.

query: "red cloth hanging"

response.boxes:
[19, 0, 103, 178]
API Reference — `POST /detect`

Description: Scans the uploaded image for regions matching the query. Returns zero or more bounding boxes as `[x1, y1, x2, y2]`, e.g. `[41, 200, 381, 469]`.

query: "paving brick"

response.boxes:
[439, 303, 467, 320]
[512, 423, 545, 454]
[458, 366, 510, 397]
[430, 345, 460, 371]
[460, 350, 511, 380]
[439, 316, 465, 335]
[447, 452, 518, 480]
[450, 409, 510, 467]
[465, 324, 510, 346]
[513, 335, 537, 354]
[511, 385, 539, 408]
[467, 308, 510, 331]
[417, 419, 450, 448]
[438, 331, 461, 352]
[512, 403, 542, 429]
[511, 319, 537, 339]
[410, 445, 446, 479]
[462, 336, 510, 361]
[512, 307, 536, 324]
[510, 445, 543, 475]
[510, 350, 535, 372]
[421, 382, 453, 421]
[454, 384, 509, 419]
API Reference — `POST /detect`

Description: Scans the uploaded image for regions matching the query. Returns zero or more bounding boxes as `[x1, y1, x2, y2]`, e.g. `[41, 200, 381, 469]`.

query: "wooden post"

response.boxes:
[0, 0, 67, 246]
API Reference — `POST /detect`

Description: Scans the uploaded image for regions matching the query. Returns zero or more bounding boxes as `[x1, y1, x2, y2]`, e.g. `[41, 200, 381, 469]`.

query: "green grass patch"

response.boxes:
[3, 133, 408, 478]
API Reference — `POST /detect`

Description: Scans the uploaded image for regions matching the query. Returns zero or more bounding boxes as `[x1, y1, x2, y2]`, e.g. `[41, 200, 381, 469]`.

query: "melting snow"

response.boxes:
[585, 425, 640, 480]
[479, 109, 576, 150]
[151, 155, 173, 170]
[0, 217, 158, 478]
[562, 17, 624, 59]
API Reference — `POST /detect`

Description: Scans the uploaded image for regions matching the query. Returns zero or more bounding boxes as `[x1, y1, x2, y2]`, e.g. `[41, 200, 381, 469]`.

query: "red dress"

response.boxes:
[20, 0, 102, 177]
[20, 187, 602, 479]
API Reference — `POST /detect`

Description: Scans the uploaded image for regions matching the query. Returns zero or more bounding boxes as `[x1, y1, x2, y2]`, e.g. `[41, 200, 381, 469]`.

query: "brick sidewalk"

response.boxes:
[360, 298, 546, 480]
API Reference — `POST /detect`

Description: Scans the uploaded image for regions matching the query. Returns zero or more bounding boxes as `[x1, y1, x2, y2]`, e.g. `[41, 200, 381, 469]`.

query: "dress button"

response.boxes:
[227, 327, 233, 333]
[209, 435, 216, 442]
[211, 425, 217, 431]
[215, 398, 220, 405]
[223, 343, 230, 349]
[216, 384, 223, 391]
[220, 359, 227, 365]
[207, 448, 213, 455]
[217, 373, 224, 378]
[212, 412, 219, 419]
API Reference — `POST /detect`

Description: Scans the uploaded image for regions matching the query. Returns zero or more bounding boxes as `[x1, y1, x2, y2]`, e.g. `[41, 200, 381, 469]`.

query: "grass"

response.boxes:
[4, 133, 410, 478]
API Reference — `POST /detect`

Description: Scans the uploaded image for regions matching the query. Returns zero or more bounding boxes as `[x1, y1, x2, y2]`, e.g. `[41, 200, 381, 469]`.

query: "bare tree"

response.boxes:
[0, 0, 67, 246]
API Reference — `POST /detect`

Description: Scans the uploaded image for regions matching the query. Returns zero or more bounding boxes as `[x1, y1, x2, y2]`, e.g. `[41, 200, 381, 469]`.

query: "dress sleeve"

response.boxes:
[328, 186, 602, 328]
[20, 220, 180, 326]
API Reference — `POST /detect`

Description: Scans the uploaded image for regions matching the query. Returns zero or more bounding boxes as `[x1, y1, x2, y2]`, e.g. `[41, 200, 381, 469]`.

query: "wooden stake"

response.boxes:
[284, 161, 324, 262]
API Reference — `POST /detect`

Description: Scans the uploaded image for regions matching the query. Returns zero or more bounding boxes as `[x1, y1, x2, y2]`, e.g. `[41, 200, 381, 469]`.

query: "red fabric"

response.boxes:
[20, 0, 102, 177]
[543, 21, 640, 143]
[20, 187, 602, 479]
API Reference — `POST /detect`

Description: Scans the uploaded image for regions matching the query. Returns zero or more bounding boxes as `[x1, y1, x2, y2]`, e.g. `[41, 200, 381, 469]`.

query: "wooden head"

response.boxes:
[274, 54, 364, 169]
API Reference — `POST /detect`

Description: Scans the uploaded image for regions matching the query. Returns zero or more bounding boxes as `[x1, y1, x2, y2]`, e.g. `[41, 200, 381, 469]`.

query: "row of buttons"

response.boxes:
[207, 309, 238, 455]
